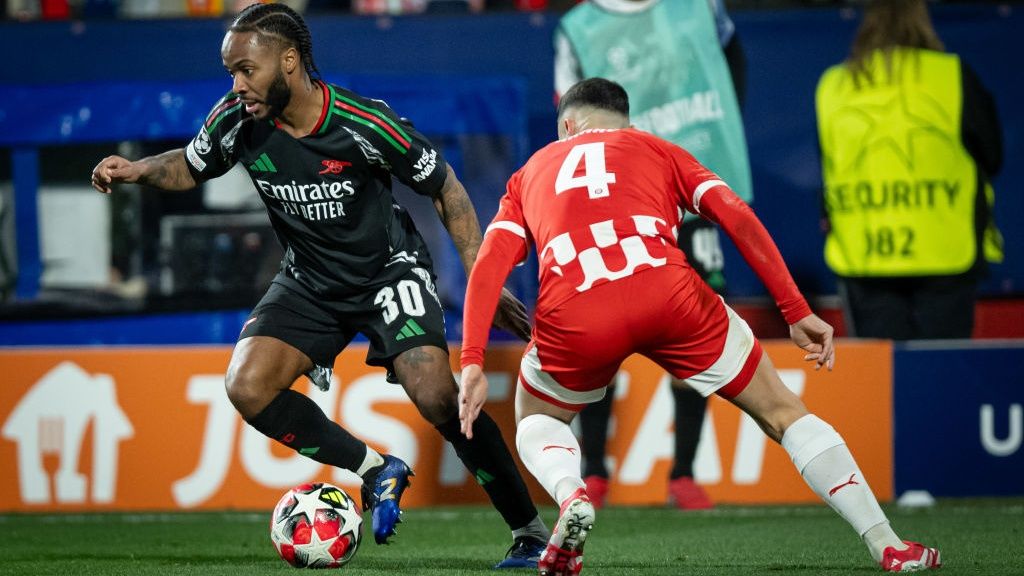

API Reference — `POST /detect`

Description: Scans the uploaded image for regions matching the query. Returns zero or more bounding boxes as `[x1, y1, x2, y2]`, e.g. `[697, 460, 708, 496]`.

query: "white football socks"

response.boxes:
[516, 414, 586, 506]
[781, 414, 903, 562]
[355, 447, 385, 477]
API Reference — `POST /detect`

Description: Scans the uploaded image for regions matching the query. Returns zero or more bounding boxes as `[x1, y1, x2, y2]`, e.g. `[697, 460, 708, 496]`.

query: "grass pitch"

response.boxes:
[1, 498, 1021, 575]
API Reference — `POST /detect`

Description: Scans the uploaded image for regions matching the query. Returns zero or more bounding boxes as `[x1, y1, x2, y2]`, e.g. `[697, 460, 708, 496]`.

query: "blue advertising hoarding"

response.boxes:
[894, 342, 1024, 497]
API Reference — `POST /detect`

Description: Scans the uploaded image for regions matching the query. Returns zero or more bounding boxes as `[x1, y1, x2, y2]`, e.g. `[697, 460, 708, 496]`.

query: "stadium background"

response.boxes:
[0, 2, 1021, 513]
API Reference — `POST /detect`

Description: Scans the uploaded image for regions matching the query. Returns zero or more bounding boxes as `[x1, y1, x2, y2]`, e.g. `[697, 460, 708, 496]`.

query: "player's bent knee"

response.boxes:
[730, 360, 809, 443]
[750, 393, 808, 443]
[225, 364, 280, 420]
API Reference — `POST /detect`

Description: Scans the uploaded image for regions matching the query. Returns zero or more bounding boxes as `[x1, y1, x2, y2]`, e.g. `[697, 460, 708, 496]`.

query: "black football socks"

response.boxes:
[436, 413, 539, 532]
[670, 385, 708, 479]
[578, 387, 614, 479]
[249, 389, 368, 472]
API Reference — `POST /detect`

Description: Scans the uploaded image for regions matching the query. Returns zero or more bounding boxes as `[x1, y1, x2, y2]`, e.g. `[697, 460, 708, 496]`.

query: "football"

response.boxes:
[270, 482, 363, 568]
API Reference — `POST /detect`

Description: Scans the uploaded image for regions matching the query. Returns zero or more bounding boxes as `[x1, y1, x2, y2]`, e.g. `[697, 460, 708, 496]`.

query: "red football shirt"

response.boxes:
[462, 128, 810, 368]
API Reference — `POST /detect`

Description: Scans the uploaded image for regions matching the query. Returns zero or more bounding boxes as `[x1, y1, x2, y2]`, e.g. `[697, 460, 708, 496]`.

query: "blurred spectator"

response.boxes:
[120, 0, 187, 19]
[7, 0, 40, 19]
[487, 0, 575, 10]
[353, 0, 423, 14]
[41, 0, 69, 18]
[352, 0, 484, 14]
[554, 0, 751, 511]
[511, 0, 546, 9]
[232, 0, 307, 14]
[186, 0, 224, 17]
[122, 0, 309, 19]
[4, 0, 71, 19]
[424, 0, 483, 13]
[816, 0, 1003, 340]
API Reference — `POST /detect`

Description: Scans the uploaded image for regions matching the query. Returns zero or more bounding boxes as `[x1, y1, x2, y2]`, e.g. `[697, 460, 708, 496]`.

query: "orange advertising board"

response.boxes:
[604, 340, 893, 505]
[0, 341, 891, 512]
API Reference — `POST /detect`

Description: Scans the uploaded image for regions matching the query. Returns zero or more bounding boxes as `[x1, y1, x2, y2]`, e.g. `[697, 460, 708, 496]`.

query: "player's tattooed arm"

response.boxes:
[91, 149, 198, 194]
[135, 149, 199, 191]
[433, 164, 532, 341]
[432, 164, 483, 274]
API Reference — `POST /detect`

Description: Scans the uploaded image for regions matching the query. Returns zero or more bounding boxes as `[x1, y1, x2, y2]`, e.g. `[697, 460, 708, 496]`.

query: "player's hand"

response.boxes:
[789, 313, 835, 371]
[91, 155, 140, 194]
[458, 364, 489, 439]
[492, 288, 532, 342]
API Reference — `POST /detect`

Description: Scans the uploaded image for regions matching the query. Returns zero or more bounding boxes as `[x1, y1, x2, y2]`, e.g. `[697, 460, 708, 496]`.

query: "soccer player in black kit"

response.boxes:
[90, 3, 549, 568]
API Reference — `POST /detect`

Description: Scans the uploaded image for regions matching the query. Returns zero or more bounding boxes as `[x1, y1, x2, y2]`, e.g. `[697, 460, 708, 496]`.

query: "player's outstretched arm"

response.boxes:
[460, 213, 525, 426]
[458, 364, 489, 439]
[697, 189, 814, 329]
[693, 184, 834, 368]
[91, 149, 198, 194]
[433, 164, 531, 341]
[790, 313, 836, 371]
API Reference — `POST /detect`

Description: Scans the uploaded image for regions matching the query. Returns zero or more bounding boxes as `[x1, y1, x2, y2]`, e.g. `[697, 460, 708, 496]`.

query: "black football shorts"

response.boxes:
[239, 266, 449, 389]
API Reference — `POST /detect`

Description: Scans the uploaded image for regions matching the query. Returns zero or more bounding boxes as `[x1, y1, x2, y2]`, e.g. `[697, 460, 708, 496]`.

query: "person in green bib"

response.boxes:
[554, 0, 750, 511]
[816, 0, 1003, 340]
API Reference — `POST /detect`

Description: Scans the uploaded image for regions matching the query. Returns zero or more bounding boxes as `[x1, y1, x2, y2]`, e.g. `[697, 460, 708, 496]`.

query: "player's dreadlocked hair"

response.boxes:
[230, 3, 321, 80]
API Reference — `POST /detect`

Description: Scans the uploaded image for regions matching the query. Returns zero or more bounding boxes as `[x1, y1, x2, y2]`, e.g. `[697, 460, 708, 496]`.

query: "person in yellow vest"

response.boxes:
[816, 0, 1003, 340]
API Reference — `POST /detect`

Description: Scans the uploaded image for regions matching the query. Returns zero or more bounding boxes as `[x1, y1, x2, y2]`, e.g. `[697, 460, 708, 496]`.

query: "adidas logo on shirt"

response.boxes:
[249, 152, 277, 173]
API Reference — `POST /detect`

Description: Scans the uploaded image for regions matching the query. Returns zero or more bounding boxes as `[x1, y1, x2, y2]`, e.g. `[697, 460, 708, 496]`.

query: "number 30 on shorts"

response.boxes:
[374, 280, 426, 324]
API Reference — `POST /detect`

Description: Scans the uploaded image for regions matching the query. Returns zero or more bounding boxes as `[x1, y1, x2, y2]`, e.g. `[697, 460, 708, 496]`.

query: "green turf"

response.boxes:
[1, 499, 1021, 575]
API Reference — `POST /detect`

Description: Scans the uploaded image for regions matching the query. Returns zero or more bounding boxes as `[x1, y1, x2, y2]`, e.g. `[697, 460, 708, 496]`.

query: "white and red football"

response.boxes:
[270, 482, 363, 568]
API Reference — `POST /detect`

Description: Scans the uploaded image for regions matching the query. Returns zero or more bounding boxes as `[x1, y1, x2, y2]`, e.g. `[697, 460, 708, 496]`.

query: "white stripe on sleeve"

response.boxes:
[692, 179, 727, 214]
[486, 220, 527, 238]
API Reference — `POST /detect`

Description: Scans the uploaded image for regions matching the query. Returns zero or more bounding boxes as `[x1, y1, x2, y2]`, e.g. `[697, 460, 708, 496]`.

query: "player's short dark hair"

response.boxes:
[557, 78, 629, 119]
[230, 3, 321, 80]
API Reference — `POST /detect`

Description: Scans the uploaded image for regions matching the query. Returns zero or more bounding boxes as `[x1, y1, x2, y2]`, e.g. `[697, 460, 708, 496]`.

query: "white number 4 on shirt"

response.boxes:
[555, 142, 616, 199]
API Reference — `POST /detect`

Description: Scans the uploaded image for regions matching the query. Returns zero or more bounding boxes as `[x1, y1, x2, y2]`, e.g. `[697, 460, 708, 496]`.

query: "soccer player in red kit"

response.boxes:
[458, 78, 940, 575]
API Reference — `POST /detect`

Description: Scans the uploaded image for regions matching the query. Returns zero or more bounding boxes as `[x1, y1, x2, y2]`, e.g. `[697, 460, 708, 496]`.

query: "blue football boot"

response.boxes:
[494, 535, 547, 569]
[361, 454, 414, 545]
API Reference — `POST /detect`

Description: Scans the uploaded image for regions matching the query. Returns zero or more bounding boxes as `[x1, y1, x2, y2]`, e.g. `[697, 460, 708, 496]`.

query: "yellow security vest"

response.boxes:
[816, 48, 981, 277]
